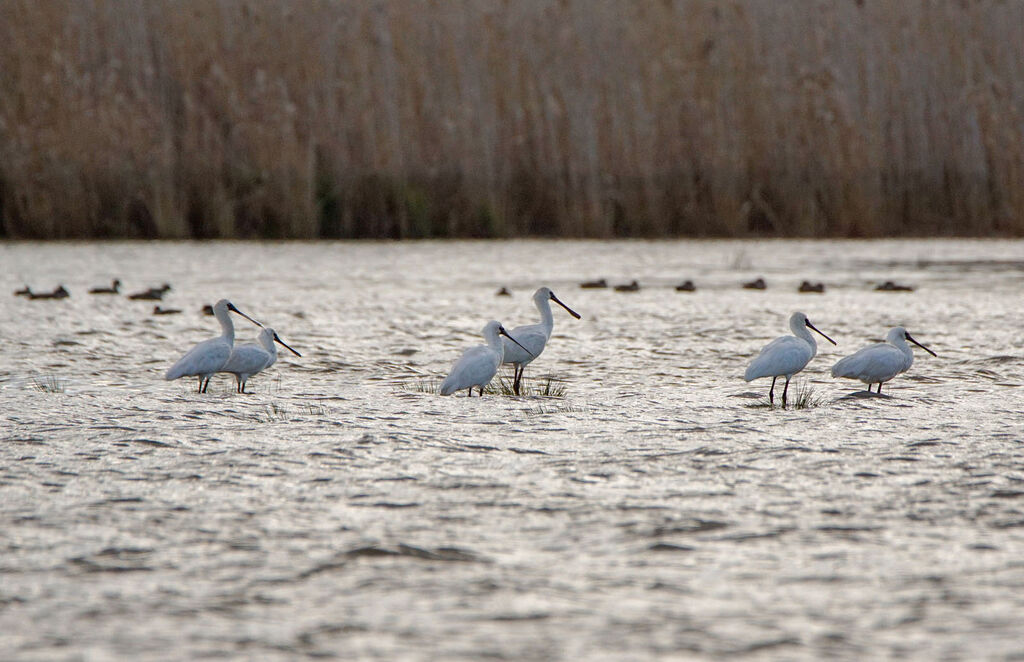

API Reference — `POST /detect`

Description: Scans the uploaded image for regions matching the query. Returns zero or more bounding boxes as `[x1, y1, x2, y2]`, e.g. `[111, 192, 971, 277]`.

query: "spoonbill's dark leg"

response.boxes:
[240, 379, 247, 394]
[769, 376, 777, 405]
[877, 383, 883, 395]
[782, 376, 791, 408]
[197, 377, 204, 393]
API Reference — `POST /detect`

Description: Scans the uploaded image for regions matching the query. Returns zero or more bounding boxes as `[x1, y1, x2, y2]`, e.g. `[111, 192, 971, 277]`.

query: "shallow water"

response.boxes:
[1, 239, 1023, 661]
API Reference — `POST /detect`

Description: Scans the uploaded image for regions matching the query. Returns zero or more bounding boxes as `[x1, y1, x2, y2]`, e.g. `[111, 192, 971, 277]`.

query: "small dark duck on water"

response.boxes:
[28, 285, 70, 300]
[129, 283, 172, 300]
[798, 280, 825, 293]
[89, 279, 121, 295]
[874, 280, 914, 292]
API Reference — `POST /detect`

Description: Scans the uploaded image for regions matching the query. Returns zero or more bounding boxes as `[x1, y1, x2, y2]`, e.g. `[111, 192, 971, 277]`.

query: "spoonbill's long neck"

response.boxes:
[259, 332, 276, 357]
[792, 320, 817, 358]
[216, 308, 235, 343]
[485, 325, 505, 360]
[535, 296, 554, 334]
[890, 333, 914, 363]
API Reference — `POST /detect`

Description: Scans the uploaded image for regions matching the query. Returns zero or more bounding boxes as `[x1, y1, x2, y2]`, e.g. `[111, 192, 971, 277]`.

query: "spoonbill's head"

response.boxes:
[892, 327, 937, 357]
[485, 320, 535, 358]
[260, 327, 301, 357]
[886, 327, 908, 344]
[792, 312, 837, 345]
[535, 286, 582, 319]
[213, 299, 263, 328]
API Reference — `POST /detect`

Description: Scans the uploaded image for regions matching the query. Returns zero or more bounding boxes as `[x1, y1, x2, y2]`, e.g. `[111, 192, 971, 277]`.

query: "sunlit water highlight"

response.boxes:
[1, 239, 1023, 661]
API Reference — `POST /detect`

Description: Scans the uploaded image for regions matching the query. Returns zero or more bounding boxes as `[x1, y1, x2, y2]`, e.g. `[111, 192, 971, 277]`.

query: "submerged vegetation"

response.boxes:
[29, 375, 66, 393]
[484, 374, 568, 398]
[750, 381, 829, 410]
[404, 373, 567, 398]
[252, 402, 327, 424]
[2, 1, 1023, 239]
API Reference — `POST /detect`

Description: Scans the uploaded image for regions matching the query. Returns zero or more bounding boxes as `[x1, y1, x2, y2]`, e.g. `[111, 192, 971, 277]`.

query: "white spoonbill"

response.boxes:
[502, 287, 581, 395]
[440, 321, 533, 396]
[831, 327, 936, 394]
[165, 299, 262, 393]
[220, 327, 301, 393]
[744, 312, 837, 407]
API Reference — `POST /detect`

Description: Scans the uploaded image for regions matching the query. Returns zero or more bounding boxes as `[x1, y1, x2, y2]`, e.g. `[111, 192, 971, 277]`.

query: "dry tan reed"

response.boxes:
[1, 0, 1021, 238]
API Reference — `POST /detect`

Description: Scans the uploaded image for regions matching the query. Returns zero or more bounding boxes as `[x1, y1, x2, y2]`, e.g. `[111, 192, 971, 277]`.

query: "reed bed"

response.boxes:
[1, 0, 1022, 239]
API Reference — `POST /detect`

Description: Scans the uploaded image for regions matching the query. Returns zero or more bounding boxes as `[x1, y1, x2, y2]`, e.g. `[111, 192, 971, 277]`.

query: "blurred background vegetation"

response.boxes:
[1, 0, 1021, 239]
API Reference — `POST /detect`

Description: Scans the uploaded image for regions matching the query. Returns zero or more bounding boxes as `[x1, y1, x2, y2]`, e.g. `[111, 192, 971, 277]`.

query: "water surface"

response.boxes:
[1, 239, 1023, 660]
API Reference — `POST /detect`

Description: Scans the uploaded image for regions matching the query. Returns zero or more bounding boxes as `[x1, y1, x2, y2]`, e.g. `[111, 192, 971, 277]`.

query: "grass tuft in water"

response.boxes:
[749, 381, 828, 410]
[404, 376, 442, 395]
[257, 402, 290, 423]
[402, 373, 567, 397]
[484, 373, 567, 398]
[789, 382, 828, 409]
[30, 375, 66, 393]
[520, 403, 589, 416]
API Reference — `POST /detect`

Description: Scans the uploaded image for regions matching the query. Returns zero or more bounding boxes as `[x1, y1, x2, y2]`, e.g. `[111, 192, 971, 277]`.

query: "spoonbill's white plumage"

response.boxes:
[831, 326, 936, 394]
[164, 299, 262, 393]
[744, 312, 837, 407]
[440, 321, 533, 396]
[220, 327, 301, 393]
[501, 287, 581, 395]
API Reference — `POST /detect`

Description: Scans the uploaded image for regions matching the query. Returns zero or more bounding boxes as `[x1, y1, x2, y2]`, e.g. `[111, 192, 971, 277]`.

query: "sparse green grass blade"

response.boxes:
[30, 375, 66, 393]
[400, 372, 567, 398]
[483, 372, 567, 398]
[256, 402, 290, 423]
[404, 377, 442, 395]
[748, 380, 828, 410]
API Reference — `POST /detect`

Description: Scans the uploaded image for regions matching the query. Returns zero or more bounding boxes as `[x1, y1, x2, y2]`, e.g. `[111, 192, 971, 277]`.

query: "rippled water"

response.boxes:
[1, 239, 1023, 661]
